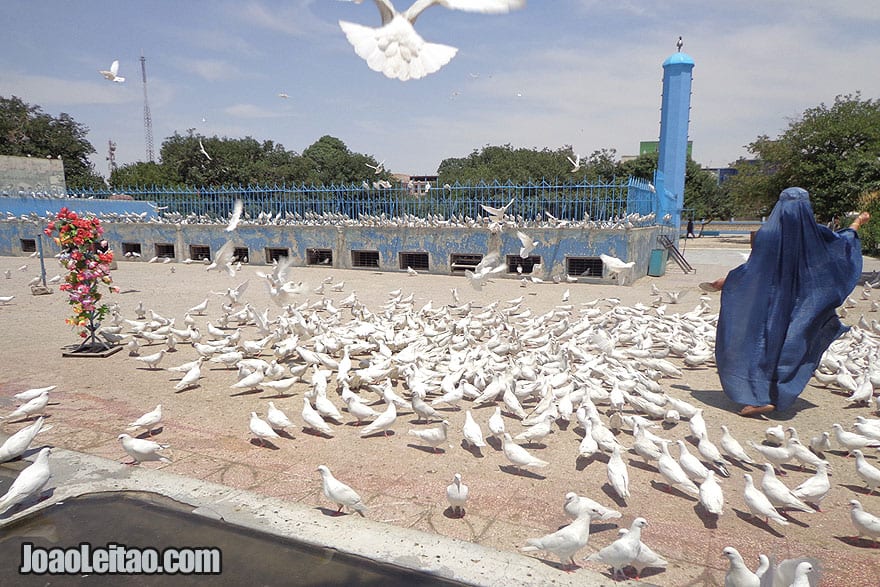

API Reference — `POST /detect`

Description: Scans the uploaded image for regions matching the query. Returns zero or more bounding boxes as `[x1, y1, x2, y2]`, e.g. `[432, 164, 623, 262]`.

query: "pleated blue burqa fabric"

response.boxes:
[715, 187, 863, 412]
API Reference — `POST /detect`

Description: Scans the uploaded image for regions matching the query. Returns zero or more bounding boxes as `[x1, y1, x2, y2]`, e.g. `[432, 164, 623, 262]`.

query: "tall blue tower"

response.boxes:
[654, 49, 694, 235]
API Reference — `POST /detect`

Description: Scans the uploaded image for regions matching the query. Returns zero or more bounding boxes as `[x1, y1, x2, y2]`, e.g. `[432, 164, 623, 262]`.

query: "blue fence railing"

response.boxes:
[47, 177, 658, 224]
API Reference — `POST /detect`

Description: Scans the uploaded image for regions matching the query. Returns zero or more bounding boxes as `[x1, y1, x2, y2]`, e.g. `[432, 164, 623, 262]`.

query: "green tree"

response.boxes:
[0, 95, 106, 189]
[110, 161, 174, 188]
[302, 135, 386, 185]
[437, 144, 579, 184]
[726, 93, 880, 220]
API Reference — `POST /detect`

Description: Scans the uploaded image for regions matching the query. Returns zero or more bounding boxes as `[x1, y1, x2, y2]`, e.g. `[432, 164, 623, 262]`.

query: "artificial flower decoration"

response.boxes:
[44, 208, 118, 338]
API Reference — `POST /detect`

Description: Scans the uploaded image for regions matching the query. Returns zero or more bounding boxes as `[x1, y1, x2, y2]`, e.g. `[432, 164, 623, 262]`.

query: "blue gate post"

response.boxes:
[654, 48, 694, 239]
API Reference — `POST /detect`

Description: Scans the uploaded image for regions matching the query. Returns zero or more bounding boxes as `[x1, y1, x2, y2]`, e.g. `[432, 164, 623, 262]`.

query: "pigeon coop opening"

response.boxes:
[189, 245, 210, 261]
[307, 248, 333, 266]
[154, 243, 175, 259]
[351, 250, 379, 268]
[264, 248, 289, 264]
[20, 239, 36, 253]
[121, 242, 141, 257]
[449, 253, 482, 274]
[506, 255, 541, 274]
[233, 247, 249, 263]
[399, 252, 429, 271]
[566, 256, 604, 277]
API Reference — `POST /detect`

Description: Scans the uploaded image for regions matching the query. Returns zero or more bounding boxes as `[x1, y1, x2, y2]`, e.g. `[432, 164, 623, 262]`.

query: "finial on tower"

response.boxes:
[676, 36, 683, 52]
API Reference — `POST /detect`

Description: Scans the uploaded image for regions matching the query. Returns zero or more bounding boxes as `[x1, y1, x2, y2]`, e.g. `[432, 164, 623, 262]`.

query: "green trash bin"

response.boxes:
[648, 249, 667, 277]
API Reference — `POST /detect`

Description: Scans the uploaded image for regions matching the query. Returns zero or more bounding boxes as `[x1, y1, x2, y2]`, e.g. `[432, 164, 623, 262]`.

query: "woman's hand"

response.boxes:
[851, 211, 870, 231]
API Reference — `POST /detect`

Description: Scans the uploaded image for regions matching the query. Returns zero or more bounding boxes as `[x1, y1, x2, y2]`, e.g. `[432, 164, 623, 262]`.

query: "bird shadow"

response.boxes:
[406, 443, 445, 454]
[732, 508, 785, 537]
[486, 436, 502, 451]
[833, 535, 880, 549]
[408, 418, 438, 425]
[556, 420, 570, 432]
[344, 420, 368, 427]
[841, 483, 875, 495]
[135, 427, 163, 439]
[692, 503, 719, 529]
[0, 488, 56, 519]
[302, 428, 335, 439]
[498, 465, 544, 480]
[649, 480, 697, 502]
[601, 484, 628, 508]
[780, 511, 810, 528]
[628, 459, 659, 474]
[361, 430, 396, 439]
[460, 441, 484, 458]
[249, 438, 280, 450]
[588, 522, 621, 535]
[118, 289, 140, 294]
[519, 441, 547, 450]
[173, 384, 200, 394]
[259, 392, 296, 399]
[229, 388, 265, 397]
[575, 454, 600, 471]
[442, 506, 465, 519]
[316, 506, 347, 518]
[276, 430, 295, 440]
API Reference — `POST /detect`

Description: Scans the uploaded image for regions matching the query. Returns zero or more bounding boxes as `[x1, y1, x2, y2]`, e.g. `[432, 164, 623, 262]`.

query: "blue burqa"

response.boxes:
[715, 187, 863, 412]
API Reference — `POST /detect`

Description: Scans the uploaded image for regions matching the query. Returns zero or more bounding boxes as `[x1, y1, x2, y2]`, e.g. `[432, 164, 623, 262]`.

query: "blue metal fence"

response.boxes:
[61, 177, 657, 223]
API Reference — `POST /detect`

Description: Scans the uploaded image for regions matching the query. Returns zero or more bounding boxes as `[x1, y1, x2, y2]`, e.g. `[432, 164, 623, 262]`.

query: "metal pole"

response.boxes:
[37, 231, 47, 287]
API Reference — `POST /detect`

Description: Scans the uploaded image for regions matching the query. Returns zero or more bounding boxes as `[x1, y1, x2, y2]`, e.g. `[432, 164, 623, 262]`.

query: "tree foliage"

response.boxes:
[725, 93, 880, 220]
[0, 95, 106, 190]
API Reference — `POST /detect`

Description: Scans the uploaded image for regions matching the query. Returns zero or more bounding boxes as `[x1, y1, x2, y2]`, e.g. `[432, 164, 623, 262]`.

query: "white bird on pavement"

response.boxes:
[848, 499, 880, 544]
[249, 412, 282, 446]
[0, 447, 52, 514]
[487, 406, 506, 438]
[266, 402, 295, 432]
[699, 470, 725, 516]
[127, 405, 163, 436]
[719, 425, 756, 465]
[317, 465, 367, 515]
[852, 449, 880, 494]
[501, 432, 548, 470]
[118, 434, 171, 464]
[302, 398, 335, 437]
[760, 463, 813, 513]
[187, 298, 209, 315]
[408, 420, 449, 452]
[462, 409, 486, 449]
[606, 445, 630, 502]
[748, 440, 794, 474]
[345, 396, 380, 424]
[338, 0, 526, 81]
[657, 441, 700, 495]
[446, 473, 468, 517]
[135, 349, 166, 370]
[677, 439, 711, 483]
[722, 546, 761, 587]
[585, 517, 648, 580]
[832, 423, 880, 454]
[2, 391, 49, 422]
[0, 416, 51, 463]
[522, 507, 600, 571]
[563, 492, 622, 521]
[360, 401, 397, 437]
[13, 385, 57, 402]
[173, 358, 204, 391]
[742, 473, 788, 526]
[792, 460, 831, 511]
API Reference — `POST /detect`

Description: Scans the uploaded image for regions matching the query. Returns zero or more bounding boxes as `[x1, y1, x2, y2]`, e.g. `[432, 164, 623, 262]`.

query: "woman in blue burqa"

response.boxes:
[703, 187, 870, 416]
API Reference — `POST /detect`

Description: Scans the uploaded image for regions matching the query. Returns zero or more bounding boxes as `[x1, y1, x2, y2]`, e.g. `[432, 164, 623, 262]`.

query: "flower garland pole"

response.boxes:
[44, 208, 119, 353]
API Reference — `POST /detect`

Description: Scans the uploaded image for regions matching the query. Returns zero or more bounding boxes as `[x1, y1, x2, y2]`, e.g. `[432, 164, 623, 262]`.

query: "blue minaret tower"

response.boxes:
[654, 45, 694, 236]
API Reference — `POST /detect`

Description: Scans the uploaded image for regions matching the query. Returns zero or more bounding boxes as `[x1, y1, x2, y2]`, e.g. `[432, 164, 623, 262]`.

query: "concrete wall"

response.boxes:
[0, 155, 66, 195]
[0, 220, 664, 284]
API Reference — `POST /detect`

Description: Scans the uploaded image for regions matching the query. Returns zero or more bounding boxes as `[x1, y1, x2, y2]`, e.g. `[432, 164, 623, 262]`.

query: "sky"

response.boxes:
[4, 1, 880, 179]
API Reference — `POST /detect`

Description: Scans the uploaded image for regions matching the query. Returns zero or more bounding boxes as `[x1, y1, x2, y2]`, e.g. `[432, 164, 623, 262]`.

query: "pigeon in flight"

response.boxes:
[338, 0, 526, 81]
[99, 60, 125, 83]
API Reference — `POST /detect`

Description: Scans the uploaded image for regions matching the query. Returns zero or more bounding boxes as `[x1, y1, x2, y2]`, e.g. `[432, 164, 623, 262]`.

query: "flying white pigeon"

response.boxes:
[127, 404, 163, 436]
[0, 447, 52, 514]
[118, 434, 171, 464]
[566, 153, 581, 172]
[199, 138, 212, 161]
[226, 199, 243, 232]
[516, 231, 538, 258]
[0, 416, 51, 463]
[446, 472, 468, 517]
[338, 0, 526, 81]
[599, 254, 635, 286]
[98, 59, 125, 83]
[317, 465, 367, 515]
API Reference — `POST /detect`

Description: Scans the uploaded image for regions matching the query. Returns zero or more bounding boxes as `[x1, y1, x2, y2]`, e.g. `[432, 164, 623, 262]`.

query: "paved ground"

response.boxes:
[1, 234, 879, 586]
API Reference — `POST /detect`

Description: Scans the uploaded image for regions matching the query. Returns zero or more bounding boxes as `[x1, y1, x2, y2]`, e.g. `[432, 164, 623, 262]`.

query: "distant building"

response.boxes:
[704, 167, 738, 185]
[394, 173, 437, 195]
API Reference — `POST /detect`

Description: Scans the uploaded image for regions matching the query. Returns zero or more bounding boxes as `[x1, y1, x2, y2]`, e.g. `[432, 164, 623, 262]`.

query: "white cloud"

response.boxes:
[234, 0, 335, 38]
[223, 103, 279, 119]
[176, 59, 246, 82]
[1, 70, 137, 107]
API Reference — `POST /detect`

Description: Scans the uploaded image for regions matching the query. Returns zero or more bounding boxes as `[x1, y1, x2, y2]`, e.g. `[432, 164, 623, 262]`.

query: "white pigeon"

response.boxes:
[792, 460, 831, 511]
[446, 473, 468, 517]
[345, 396, 380, 424]
[789, 562, 814, 587]
[407, 420, 449, 452]
[0, 416, 50, 463]
[126, 404, 163, 436]
[462, 409, 486, 449]
[848, 499, 880, 544]
[606, 444, 630, 502]
[198, 138, 212, 160]
[586, 517, 648, 580]
[13, 385, 57, 402]
[719, 425, 755, 465]
[0, 447, 52, 514]
[522, 508, 599, 571]
[721, 546, 760, 587]
[317, 465, 367, 515]
[567, 153, 581, 172]
[266, 402, 295, 432]
[516, 231, 538, 258]
[135, 349, 166, 370]
[832, 423, 880, 454]
[563, 492, 621, 521]
[852, 449, 880, 494]
[487, 406, 506, 437]
[98, 59, 125, 82]
[360, 401, 397, 437]
[699, 470, 725, 516]
[501, 432, 548, 470]
[338, 0, 526, 81]
[677, 439, 710, 483]
[513, 413, 553, 444]
[249, 412, 282, 446]
[657, 441, 700, 495]
[742, 473, 788, 526]
[173, 358, 204, 391]
[599, 254, 635, 286]
[411, 390, 441, 423]
[760, 463, 813, 513]
[3, 391, 49, 421]
[187, 298, 209, 315]
[302, 398, 335, 437]
[118, 434, 171, 464]
[226, 199, 244, 231]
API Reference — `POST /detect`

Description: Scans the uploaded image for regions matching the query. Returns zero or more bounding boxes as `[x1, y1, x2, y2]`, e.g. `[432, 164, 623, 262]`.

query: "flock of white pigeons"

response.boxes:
[3, 205, 880, 585]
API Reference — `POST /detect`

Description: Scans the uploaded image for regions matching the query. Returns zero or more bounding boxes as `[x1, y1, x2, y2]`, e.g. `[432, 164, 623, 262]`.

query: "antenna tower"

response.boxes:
[106, 139, 117, 177]
[140, 50, 155, 162]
